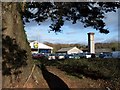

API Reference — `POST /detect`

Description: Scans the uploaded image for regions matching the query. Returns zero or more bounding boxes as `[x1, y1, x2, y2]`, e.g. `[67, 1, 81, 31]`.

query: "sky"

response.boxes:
[25, 9, 119, 45]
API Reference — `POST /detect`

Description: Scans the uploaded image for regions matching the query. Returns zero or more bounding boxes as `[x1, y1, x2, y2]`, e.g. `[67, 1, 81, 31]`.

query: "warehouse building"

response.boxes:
[29, 40, 53, 54]
[56, 47, 83, 54]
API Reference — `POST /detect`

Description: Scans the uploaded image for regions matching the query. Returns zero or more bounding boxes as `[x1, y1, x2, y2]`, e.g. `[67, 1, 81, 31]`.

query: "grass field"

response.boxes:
[35, 58, 120, 88]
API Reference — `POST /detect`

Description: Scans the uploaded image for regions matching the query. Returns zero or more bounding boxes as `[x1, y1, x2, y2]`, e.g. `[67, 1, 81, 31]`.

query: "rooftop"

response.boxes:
[57, 47, 76, 52]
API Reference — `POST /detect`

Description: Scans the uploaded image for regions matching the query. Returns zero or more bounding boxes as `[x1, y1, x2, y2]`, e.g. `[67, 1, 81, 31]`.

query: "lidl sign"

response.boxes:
[33, 42, 38, 48]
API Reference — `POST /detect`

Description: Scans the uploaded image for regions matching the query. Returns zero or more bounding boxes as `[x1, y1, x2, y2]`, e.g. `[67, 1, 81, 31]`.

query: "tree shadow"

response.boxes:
[2, 35, 27, 76]
[37, 64, 70, 90]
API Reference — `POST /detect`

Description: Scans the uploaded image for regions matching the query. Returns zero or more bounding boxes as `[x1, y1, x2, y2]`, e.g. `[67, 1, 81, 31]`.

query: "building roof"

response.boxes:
[29, 41, 53, 49]
[38, 43, 53, 49]
[57, 47, 75, 52]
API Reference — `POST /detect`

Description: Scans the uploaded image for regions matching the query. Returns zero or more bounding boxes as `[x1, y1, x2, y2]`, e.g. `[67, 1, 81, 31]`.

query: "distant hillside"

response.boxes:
[43, 42, 87, 53]
[44, 42, 119, 53]
[95, 42, 120, 51]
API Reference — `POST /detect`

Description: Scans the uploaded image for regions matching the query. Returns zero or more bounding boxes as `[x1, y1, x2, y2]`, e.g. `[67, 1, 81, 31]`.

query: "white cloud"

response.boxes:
[25, 9, 119, 44]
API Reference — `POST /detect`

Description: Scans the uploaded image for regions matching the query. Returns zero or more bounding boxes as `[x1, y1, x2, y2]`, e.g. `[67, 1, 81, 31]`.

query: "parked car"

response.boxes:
[48, 53, 56, 60]
[95, 54, 99, 58]
[104, 55, 112, 58]
[86, 54, 91, 58]
[56, 54, 65, 60]
[79, 52, 91, 58]
[99, 53, 105, 58]
[112, 51, 120, 58]
[99, 52, 112, 58]
[73, 54, 80, 59]
[79, 53, 86, 58]
[32, 53, 45, 59]
[65, 54, 74, 59]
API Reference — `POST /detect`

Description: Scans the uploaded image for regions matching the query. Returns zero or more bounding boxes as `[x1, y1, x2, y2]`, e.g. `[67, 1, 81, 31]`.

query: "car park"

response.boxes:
[79, 53, 86, 58]
[104, 55, 112, 58]
[79, 52, 91, 58]
[65, 54, 74, 59]
[99, 52, 112, 58]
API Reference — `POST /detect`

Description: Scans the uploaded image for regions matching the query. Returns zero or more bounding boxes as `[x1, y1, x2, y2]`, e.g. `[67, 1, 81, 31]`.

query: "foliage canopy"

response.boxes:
[21, 2, 120, 34]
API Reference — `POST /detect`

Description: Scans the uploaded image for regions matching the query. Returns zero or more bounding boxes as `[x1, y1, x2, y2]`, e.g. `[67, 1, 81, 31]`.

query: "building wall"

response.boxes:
[29, 41, 53, 54]
[29, 41, 38, 49]
[38, 49, 52, 54]
[68, 47, 83, 54]
[56, 52, 67, 54]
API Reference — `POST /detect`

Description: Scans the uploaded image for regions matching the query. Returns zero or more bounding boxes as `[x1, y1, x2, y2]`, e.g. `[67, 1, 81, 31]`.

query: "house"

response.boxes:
[29, 40, 53, 54]
[56, 47, 83, 54]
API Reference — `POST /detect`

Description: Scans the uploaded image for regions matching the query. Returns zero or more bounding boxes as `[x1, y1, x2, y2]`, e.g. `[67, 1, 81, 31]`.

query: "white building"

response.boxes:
[56, 47, 83, 54]
[29, 40, 53, 54]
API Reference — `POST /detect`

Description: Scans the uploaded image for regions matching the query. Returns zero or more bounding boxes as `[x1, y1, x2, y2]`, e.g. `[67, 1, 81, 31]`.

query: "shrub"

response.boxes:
[56, 58, 120, 80]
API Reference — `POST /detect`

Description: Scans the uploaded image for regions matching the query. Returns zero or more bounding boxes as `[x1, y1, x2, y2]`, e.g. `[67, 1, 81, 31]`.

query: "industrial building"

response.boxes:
[29, 40, 53, 54]
[56, 47, 83, 54]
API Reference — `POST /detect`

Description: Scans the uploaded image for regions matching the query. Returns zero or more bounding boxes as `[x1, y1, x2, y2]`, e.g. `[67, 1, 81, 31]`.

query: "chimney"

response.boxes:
[88, 32, 95, 54]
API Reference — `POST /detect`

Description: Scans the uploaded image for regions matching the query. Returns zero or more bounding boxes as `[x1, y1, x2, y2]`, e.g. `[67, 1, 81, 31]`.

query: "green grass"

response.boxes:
[34, 58, 120, 88]
[57, 58, 120, 88]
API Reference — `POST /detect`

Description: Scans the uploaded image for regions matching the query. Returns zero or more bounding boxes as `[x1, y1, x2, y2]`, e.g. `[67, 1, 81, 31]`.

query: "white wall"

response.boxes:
[67, 47, 83, 54]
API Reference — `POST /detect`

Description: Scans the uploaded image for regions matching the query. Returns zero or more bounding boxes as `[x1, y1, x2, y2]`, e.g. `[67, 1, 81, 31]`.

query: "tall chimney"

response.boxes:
[88, 32, 95, 54]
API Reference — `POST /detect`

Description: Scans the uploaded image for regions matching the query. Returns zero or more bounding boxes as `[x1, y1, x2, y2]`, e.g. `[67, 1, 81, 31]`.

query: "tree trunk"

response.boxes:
[2, 2, 44, 88]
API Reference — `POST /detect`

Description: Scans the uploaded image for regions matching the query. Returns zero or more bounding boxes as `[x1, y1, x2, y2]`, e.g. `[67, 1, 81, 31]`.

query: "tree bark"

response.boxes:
[2, 2, 42, 88]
